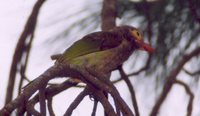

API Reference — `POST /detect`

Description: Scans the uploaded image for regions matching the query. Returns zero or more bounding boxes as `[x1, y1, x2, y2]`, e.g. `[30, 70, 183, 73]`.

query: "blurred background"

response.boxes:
[0, 0, 199, 115]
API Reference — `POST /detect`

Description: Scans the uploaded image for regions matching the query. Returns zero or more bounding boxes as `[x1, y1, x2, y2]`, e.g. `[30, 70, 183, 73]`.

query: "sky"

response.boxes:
[0, 0, 35, 106]
[0, 0, 199, 116]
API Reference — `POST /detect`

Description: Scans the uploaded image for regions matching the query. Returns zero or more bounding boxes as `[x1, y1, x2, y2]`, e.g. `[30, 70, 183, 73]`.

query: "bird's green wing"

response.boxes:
[57, 31, 122, 63]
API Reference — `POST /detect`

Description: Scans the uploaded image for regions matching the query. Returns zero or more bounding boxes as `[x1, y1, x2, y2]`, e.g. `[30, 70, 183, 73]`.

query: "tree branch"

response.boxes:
[1, 62, 135, 115]
[183, 68, 200, 76]
[150, 47, 200, 116]
[1, 64, 79, 115]
[39, 86, 47, 116]
[119, 66, 140, 116]
[112, 55, 152, 84]
[88, 87, 117, 116]
[5, 0, 46, 104]
[101, 0, 117, 115]
[187, 0, 200, 24]
[18, 33, 35, 95]
[114, 98, 121, 116]
[175, 80, 194, 116]
[47, 97, 55, 116]
[26, 79, 78, 115]
[91, 99, 98, 116]
[101, 0, 117, 31]
[64, 88, 88, 116]
[75, 66, 134, 116]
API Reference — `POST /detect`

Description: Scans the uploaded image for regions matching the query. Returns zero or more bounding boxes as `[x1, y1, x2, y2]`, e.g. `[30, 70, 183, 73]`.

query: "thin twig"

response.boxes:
[64, 88, 88, 116]
[51, 54, 62, 60]
[47, 97, 55, 116]
[18, 33, 35, 94]
[175, 80, 194, 116]
[183, 68, 200, 76]
[89, 87, 117, 116]
[114, 98, 121, 116]
[91, 99, 98, 116]
[5, 0, 46, 104]
[113, 55, 151, 84]
[119, 66, 140, 116]
[128, 54, 152, 77]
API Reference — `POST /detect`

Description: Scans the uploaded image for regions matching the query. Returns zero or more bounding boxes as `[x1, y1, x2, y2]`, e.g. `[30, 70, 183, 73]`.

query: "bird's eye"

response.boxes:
[130, 30, 142, 41]
[136, 31, 140, 36]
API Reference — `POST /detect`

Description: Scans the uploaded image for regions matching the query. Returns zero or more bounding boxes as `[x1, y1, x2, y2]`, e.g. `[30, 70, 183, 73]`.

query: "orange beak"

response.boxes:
[138, 41, 154, 53]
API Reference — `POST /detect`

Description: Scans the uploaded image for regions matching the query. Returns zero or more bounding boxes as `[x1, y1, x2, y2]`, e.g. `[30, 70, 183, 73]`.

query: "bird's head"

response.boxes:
[111, 25, 154, 53]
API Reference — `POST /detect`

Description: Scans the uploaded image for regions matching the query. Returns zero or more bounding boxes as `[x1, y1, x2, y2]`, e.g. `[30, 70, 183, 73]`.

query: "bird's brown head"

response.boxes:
[111, 25, 154, 53]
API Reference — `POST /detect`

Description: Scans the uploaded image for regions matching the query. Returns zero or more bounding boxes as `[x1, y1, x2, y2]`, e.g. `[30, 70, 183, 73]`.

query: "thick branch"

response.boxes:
[101, 0, 117, 115]
[150, 47, 200, 116]
[1, 64, 79, 115]
[26, 79, 78, 115]
[39, 86, 47, 116]
[101, 0, 117, 31]
[75, 67, 134, 116]
[1, 62, 134, 115]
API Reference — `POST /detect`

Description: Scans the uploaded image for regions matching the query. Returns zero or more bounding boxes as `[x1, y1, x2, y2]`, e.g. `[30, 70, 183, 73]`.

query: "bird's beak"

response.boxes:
[138, 41, 154, 53]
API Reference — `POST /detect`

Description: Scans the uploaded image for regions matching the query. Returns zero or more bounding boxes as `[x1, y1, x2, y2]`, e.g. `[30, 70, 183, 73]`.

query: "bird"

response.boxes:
[22, 25, 153, 116]
[53, 25, 154, 83]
